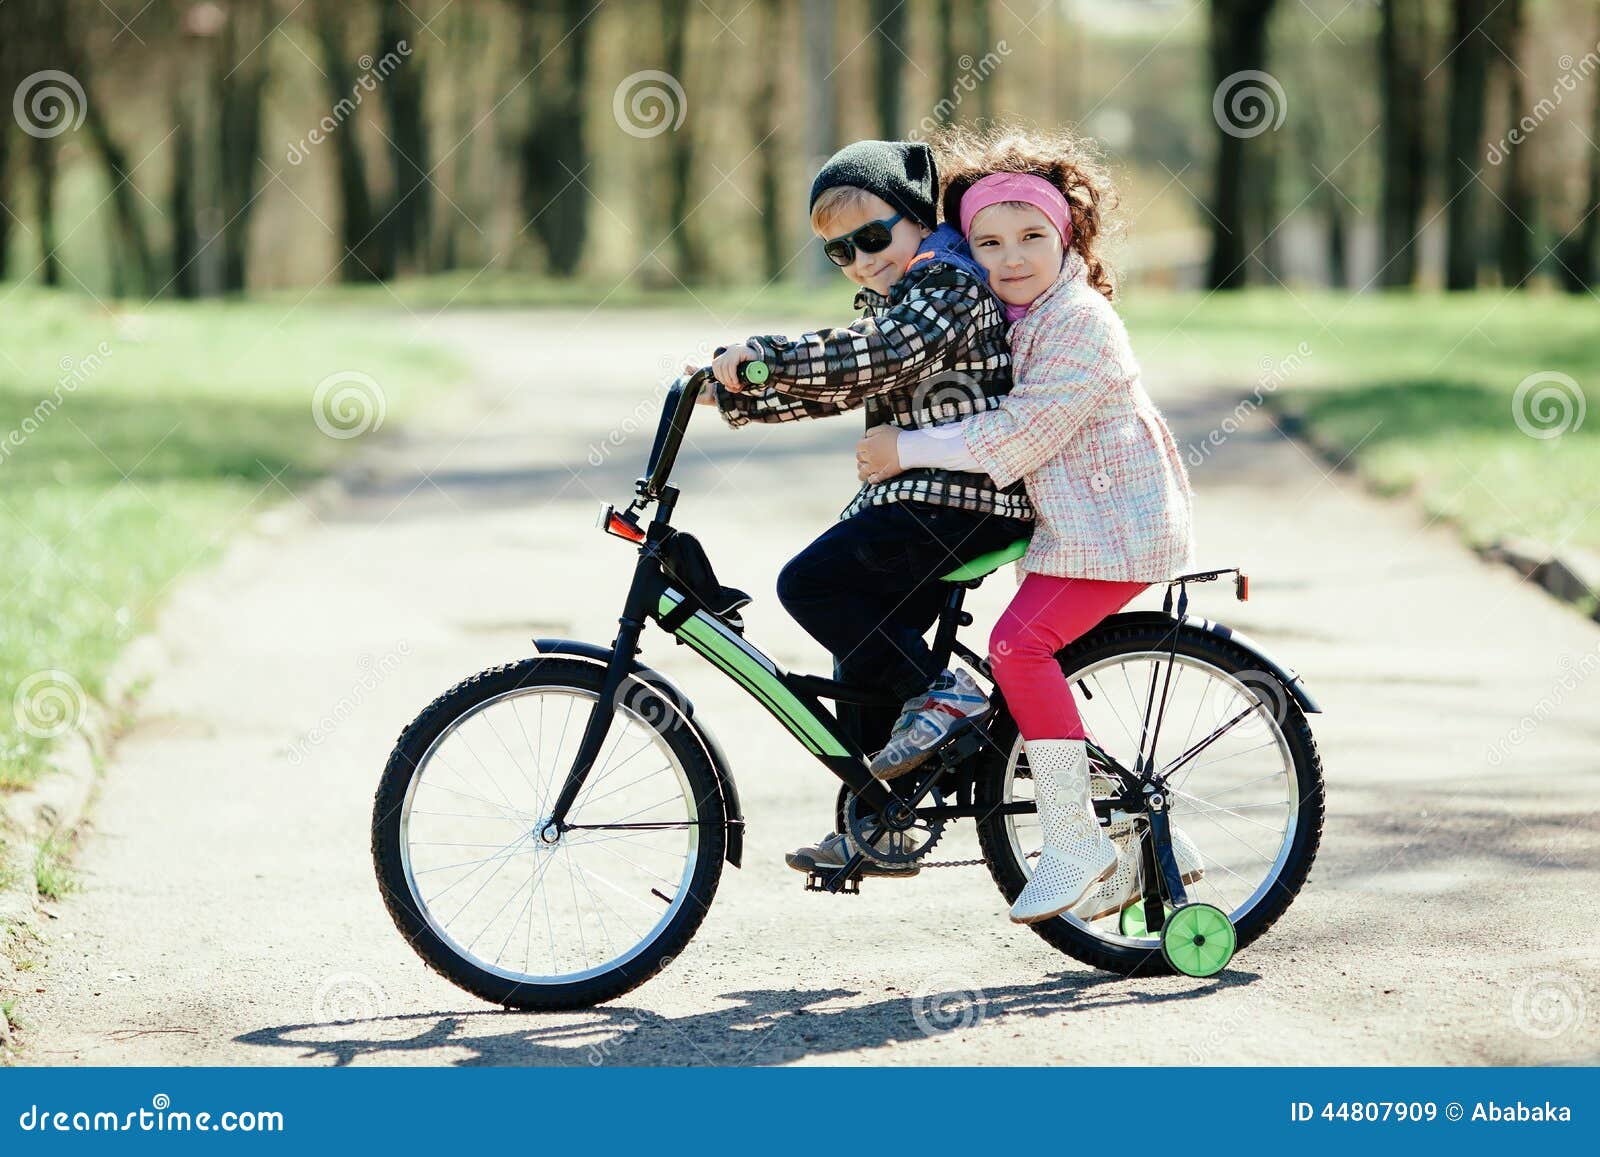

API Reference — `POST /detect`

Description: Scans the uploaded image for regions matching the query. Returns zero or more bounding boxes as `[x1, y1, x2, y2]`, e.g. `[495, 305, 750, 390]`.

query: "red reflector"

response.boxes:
[607, 513, 645, 542]
[1237, 573, 1250, 601]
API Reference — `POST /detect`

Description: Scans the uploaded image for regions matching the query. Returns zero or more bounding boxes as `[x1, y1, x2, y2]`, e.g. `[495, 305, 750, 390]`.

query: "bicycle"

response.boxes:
[372, 363, 1326, 1011]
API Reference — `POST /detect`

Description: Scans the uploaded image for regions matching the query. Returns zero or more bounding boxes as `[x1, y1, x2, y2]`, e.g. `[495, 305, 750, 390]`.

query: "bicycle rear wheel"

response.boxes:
[372, 657, 725, 1010]
[975, 619, 1324, 976]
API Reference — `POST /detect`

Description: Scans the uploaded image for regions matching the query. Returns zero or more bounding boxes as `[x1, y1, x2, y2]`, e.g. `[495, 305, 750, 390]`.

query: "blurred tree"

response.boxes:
[30, 134, 60, 287]
[61, 3, 158, 296]
[1204, 0, 1279, 290]
[974, 0, 994, 124]
[379, 0, 431, 275]
[1378, 0, 1427, 287]
[0, 0, 17, 278]
[311, 0, 390, 282]
[1444, 0, 1489, 291]
[213, 0, 271, 292]
[1557, 27, 1600, 292]
[661, 0, 704, 282]
[804, 0, 837, 281]
[749, 0, 786, 281]
[1493, 0, 1533, 288]
[872, 0, 906, 138]
[936, 0, 956, 126]
[516, 0, 592, 278]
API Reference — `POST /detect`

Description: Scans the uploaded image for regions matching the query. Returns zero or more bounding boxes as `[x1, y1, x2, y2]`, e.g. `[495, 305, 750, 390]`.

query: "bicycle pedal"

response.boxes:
[933, 712, 993, 768]
[804, 871, 860, 895]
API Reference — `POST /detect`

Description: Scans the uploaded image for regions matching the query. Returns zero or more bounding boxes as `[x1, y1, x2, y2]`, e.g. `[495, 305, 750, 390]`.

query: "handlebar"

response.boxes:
[639, 359, 768, 501]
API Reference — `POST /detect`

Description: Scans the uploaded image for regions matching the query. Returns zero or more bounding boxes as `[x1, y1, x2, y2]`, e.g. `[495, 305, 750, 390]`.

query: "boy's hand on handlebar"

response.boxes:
[856, 424, 904, 484]
[711, 341, 760, 391]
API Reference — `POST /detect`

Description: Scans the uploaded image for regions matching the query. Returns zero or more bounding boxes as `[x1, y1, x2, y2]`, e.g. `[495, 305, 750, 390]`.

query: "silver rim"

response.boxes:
[1002, 651, 1300, 947]
[398, 683, 700, 985]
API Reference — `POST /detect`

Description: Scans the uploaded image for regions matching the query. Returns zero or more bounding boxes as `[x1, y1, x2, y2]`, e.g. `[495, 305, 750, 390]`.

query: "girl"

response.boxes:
[855, 127, 1204, 924]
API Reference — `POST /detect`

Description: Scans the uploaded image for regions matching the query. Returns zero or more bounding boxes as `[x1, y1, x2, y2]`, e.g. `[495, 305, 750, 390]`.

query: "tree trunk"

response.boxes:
[379, 0, 430, 274]
[1444, 0, 1489, 291]
[1495, 0, 1533, 287]
[803, 0, 836, 282]
[212, 0, 272, 293]
[872, 0, 905, 138]
[31, 133, 59, 287]
[750, 0, 785, 281]
[974, 0, 994, 124]
[312, 0, 388, 282]
[662, 0, 702, 282]
[935, 0, 956, 126]
[1204, 0, 1278, 290]
[517, 0, 591, 278]
[1378, 0, 1427, 287]
[168, 107, 199, 298]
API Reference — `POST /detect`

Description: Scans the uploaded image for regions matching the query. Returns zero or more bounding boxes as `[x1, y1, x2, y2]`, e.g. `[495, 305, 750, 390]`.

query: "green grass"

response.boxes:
[31, 833, 77, 901]
[0, 286, 462, 791]
[1118, 288, 1600, 556]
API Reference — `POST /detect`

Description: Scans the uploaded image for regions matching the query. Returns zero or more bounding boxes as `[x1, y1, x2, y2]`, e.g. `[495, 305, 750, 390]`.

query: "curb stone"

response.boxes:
[1265, 398, 1600, 623]
[0, 474, 349, 1058]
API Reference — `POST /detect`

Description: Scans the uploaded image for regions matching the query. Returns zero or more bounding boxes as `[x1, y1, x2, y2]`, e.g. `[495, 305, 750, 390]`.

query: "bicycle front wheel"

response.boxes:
[372, 657, 725, 1010]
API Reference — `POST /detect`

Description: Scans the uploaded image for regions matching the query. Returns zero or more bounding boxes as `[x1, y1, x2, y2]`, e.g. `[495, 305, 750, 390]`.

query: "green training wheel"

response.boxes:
[1159, 902, 1236, 978]
[1118, 897, 1174, 938]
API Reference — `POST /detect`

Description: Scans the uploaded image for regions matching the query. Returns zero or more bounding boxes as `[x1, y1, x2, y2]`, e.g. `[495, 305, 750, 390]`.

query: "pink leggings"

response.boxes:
[989, 574, 1149, 740]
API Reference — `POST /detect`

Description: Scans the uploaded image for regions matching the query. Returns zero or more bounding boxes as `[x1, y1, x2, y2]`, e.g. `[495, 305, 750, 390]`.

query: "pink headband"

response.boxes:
[958, 172, 1072, 246]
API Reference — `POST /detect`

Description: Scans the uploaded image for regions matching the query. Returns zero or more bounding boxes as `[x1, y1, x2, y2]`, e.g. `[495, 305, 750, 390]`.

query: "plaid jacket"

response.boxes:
[715, 233, 1034, 522]
[962, 249, 1197, 582]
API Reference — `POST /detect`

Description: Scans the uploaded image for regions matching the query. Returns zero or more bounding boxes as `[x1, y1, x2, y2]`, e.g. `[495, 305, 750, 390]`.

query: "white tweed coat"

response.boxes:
[962, 250, 1196, 582]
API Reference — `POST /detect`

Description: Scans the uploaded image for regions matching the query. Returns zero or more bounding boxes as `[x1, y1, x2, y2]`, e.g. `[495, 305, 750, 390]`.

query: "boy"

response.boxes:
[702, 139, 1033, 878]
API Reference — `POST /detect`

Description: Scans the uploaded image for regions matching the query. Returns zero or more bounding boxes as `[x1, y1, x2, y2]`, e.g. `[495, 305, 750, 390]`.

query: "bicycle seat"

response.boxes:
[939, 537, 1030, 582]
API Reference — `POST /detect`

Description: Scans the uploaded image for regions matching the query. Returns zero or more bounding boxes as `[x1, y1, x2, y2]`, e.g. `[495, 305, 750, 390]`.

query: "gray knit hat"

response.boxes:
[809, 140, 939, 231]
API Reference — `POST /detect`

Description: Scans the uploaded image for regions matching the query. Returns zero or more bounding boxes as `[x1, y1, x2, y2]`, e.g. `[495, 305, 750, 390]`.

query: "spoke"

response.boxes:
[1089, 671, 1141, 755]
[582, 838, 683, 891]
[1187, 770, 1289, 799]
[418, 766, 533, 823]
[478, 704, 541, 797]
[1181, 807, 1280, 864]
[574, 759, 675, 814]
[566, 857, 664, 917]
[414, 835, 535, 879]
[450, 724, 525, 815]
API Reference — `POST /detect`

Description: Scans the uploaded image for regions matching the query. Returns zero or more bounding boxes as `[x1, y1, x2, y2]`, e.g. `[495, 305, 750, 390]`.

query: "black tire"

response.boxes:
[974, 619, 1324, 977]
[372, 656, 726, 1010]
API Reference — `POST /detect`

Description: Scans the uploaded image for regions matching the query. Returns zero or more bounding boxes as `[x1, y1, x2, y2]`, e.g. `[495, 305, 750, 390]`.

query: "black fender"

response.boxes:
[530, 638, 745, 867]
[1099, 611, 1323, 714]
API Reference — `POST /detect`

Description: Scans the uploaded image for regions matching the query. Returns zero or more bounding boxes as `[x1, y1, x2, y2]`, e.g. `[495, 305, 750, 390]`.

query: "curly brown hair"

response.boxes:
[931, 122, 1121, 301]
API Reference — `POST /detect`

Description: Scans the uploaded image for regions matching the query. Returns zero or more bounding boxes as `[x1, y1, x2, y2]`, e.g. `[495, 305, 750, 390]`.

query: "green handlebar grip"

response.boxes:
[743, 360, 770, 386]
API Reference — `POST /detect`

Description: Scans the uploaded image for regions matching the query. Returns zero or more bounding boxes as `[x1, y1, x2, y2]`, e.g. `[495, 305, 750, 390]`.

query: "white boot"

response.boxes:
[1010, 738, 1120, 924]
[1070, 822, 1205, 923]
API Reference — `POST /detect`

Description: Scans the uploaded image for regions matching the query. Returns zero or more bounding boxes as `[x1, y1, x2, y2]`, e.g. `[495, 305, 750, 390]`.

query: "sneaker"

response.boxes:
[868, 668, 990, 780]
[784, 830, 920, 878]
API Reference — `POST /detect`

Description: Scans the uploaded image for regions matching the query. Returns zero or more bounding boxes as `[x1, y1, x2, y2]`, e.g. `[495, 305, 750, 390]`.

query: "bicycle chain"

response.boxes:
[920, 849, 1041, 870]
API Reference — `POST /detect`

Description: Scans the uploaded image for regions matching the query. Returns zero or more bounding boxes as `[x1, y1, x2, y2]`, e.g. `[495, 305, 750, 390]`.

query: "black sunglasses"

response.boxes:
[821, 211, 904, 267]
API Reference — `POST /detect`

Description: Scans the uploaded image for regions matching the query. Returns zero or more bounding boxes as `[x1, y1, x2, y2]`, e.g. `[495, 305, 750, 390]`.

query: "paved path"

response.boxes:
[24, 309, 1600, 1065]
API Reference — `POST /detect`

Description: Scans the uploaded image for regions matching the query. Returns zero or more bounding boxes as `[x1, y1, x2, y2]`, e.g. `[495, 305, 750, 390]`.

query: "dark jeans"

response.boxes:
[775, 501, 1032, 756]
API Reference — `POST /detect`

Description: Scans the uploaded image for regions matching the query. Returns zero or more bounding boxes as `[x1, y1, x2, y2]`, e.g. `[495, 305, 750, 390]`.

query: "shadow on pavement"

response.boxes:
[236, 968, 1250, 1066]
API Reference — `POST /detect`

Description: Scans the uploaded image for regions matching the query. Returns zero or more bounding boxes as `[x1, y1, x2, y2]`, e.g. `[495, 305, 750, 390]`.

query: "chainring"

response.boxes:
[841, 783, 947, 866]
